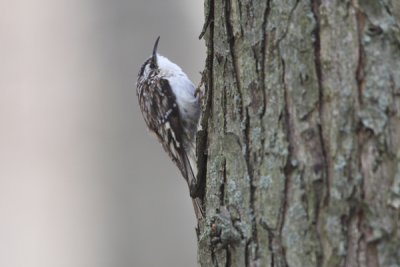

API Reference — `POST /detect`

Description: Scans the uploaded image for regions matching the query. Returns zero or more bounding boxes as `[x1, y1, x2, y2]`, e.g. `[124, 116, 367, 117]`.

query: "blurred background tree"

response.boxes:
[0, 1, 204, 266]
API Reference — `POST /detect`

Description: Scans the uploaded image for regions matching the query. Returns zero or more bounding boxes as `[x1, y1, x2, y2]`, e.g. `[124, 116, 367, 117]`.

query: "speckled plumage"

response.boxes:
[136, 37, 203, 219]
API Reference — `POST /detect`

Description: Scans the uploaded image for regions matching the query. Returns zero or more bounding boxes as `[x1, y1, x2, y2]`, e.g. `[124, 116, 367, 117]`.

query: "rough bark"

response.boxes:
[196, 0, 400, 266]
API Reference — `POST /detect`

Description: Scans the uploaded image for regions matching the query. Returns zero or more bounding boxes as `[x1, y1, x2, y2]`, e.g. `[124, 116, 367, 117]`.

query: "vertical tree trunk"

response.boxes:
[197, 0, 400, 266]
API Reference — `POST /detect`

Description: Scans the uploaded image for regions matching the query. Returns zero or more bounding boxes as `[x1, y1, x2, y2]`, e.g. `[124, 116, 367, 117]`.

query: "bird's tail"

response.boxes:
[192, 197, 204, 220]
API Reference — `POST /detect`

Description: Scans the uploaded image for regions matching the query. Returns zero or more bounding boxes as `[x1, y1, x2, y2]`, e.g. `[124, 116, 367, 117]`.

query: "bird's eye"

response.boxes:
[150, 63, 156, 69]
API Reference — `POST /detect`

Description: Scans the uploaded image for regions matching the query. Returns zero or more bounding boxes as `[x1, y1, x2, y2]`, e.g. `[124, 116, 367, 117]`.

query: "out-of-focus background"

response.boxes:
[0, 1, 205, 266]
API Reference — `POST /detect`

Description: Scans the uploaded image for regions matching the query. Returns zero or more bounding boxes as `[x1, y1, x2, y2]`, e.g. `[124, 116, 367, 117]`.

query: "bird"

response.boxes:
[136, 36, 204, 219]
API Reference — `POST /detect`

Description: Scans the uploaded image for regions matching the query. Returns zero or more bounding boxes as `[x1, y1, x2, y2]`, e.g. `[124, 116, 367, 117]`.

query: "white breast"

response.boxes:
[157, 55, 199, 123]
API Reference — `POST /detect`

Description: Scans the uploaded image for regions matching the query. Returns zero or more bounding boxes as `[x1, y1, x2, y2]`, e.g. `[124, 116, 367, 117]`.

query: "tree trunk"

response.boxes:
[196, 0, 400, 266]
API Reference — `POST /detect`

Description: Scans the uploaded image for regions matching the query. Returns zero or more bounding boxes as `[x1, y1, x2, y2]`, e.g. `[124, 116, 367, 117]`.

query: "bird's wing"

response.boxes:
[139, 77, 197, 188]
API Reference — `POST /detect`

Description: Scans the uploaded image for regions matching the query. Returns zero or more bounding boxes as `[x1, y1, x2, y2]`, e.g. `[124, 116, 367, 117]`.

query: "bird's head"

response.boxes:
[138, 36, 161, 80]
[138, 36, 185, 84]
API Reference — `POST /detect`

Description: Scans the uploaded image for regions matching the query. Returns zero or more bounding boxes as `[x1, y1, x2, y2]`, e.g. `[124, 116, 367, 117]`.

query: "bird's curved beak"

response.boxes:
[151, 36, 160, 67]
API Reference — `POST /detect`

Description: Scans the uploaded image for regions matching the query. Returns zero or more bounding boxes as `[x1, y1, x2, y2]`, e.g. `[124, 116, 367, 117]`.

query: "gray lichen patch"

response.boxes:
[359, 106, 388, 135]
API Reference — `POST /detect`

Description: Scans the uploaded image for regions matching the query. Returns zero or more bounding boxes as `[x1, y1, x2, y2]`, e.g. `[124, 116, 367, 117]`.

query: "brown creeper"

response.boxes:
[136, 37, 204, 219]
